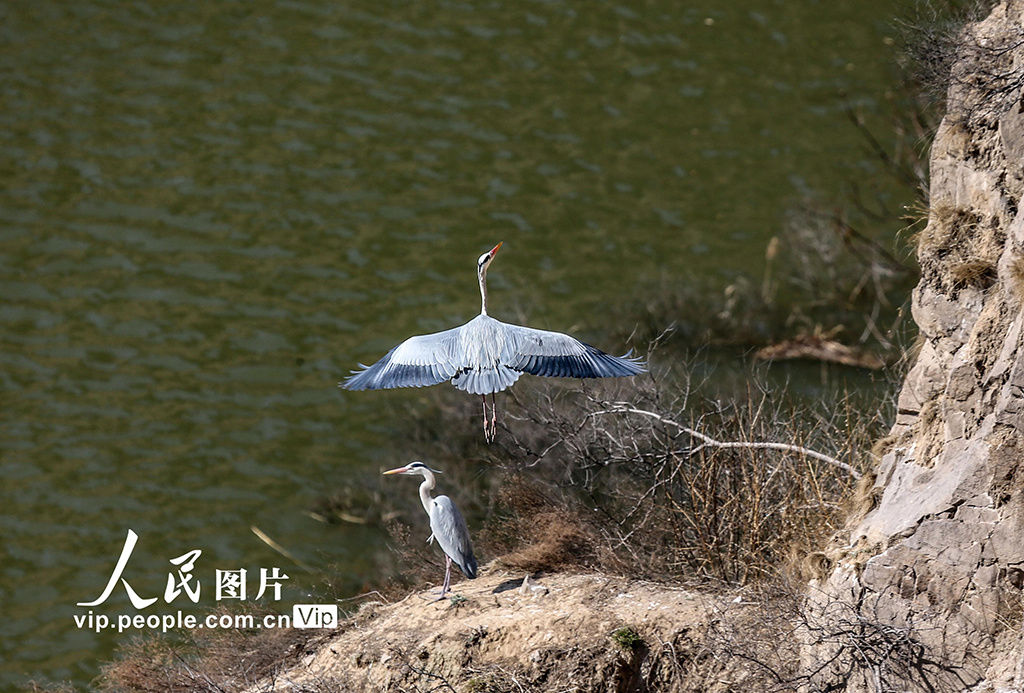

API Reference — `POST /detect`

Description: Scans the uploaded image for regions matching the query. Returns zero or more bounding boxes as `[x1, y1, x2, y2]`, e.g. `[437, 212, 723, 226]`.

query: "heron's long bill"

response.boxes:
[382, 466, 409, 475]
[489, 241, 503, 257]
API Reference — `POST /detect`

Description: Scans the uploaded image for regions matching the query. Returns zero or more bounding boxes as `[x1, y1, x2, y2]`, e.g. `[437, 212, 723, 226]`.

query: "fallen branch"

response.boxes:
[592, 402, 862, 480]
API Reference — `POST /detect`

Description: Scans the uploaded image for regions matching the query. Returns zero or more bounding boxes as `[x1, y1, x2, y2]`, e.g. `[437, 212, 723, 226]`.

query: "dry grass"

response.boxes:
[915, 204, 979, 255]
[916, 204, 1006, 296]
[1009, 254, 1024, 301]
[97, 607, 324, 693]
[22, 684, 77, 693]
[844, 469, 882, 529]
[949, 260, 997, 289]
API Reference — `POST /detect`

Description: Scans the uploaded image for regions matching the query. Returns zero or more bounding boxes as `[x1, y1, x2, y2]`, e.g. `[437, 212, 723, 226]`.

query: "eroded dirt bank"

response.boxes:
[252, 570, 735, 692]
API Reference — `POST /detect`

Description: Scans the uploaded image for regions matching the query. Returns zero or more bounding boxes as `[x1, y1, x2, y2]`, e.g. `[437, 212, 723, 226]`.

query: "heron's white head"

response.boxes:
[382, 461, 443, 478]
[476, 241, 502, 276]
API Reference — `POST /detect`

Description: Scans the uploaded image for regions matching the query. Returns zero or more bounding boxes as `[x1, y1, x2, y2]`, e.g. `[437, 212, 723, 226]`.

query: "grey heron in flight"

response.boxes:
[383, 461, 477, 599]
[342, 242, 646, 441]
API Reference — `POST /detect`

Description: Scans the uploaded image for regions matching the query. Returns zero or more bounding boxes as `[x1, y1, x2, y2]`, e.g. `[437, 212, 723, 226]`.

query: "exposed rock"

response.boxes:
[815, 2, 1024, 690]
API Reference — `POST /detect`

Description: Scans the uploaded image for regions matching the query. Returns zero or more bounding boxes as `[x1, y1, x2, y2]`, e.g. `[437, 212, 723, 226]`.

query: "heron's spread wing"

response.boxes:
[342, 317, 645, 393]
[341, 326, 463, 391]
[504, 324, 647, 379]
[429, 496, 477, 579]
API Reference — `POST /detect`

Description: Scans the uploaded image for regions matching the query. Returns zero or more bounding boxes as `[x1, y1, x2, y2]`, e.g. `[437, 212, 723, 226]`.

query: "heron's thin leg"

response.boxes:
[481, 395, 489, 442]
[490, 393, 497, 436]
[442, 555, 452, 597]
[426, 556, 454, 602]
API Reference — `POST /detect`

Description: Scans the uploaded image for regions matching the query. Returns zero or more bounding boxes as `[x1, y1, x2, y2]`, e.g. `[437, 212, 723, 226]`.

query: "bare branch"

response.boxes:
[591, 402, 862, 480]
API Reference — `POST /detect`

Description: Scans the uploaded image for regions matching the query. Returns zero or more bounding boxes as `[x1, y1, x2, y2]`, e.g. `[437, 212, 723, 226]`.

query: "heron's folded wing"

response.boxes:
[430, 496, 477, 578]
[341, 327, 462, 390]
[504, 324, 646, 378]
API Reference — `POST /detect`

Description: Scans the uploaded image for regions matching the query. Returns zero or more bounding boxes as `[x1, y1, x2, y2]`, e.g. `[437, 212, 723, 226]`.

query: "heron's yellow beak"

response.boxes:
[382, 466, 407, 475]
[489, 241, 503, 257]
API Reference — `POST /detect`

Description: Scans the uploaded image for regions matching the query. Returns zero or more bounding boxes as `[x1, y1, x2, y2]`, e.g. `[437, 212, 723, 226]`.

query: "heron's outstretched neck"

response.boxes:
[418, 470, 436, 515]
[478, 270, 488, 316]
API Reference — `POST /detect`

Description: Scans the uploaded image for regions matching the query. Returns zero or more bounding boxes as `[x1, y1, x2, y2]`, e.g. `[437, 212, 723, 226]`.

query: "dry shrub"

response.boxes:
[506, 376, 878, 585]
[899, 0, 997, 107]
[899, 0, 1024, 126]
[378, 368, 885, 588]
[482, 476, 599, 572]
[495, 511, 594, 572]
[704, 580, 971, 692]
[97, 607, 323, 693]
[945, 6, 1024, 124]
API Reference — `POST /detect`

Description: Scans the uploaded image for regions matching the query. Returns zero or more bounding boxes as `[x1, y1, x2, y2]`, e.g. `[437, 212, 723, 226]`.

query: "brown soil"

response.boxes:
[252, 569, 730, 692]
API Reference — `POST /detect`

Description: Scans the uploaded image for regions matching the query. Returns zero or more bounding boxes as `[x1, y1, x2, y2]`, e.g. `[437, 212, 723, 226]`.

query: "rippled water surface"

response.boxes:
[1, 0, 911, 686]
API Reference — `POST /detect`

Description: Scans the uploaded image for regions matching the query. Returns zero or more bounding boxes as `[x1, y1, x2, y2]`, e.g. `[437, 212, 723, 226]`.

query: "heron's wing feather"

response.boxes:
[341, 326, 463, 391]
[429, 496, 477, 579]
[503, 324, 647, 378]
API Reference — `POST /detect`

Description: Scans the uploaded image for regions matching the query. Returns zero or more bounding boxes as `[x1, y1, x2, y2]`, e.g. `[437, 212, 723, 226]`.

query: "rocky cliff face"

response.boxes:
[820, 2, 1024, 689]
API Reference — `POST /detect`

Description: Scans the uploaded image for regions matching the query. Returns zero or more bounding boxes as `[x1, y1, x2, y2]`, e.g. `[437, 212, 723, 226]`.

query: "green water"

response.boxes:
[1, 0, 912, 687]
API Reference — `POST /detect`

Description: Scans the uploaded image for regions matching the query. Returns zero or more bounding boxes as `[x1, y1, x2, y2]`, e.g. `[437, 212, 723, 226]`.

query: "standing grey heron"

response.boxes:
[342, 242, 646, 441]
[383, 461, 477, 599]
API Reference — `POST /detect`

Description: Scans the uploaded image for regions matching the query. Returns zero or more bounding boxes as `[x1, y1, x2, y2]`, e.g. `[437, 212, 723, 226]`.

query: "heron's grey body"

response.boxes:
[384, 461, 476, 599]
[427, 494, 477, 580]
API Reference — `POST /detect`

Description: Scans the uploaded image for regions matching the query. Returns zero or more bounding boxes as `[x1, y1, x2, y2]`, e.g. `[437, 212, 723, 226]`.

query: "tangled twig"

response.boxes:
[592, 401, 861, 480]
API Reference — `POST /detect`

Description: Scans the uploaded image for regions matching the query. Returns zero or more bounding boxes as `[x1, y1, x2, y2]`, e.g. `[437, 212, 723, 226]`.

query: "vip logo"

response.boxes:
[292, 604, 338, 629]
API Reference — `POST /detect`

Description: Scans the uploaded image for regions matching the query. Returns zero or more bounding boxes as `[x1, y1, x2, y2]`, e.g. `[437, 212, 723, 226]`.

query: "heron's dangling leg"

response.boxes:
[489, 394, 497, 439]
[481, 395, 491, 442]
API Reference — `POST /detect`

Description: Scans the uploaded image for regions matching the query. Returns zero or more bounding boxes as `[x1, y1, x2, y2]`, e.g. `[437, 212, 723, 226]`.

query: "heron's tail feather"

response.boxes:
[459, 552, 478, 579]
[451, 365, 521, 395]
